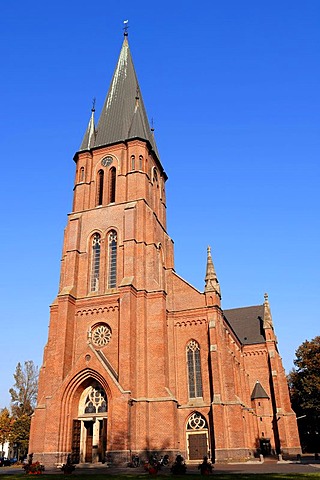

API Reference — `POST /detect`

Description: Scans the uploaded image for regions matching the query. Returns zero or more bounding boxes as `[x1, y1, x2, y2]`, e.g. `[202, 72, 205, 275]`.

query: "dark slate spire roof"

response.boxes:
[224, 305, 265, 345]
[251, 381, 269, 400]
[83, 36, 159, 159]
[80, 107, 96, 151]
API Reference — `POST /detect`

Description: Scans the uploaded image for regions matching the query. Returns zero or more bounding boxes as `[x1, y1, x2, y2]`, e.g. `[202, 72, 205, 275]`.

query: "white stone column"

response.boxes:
[92, 419, 100, 463]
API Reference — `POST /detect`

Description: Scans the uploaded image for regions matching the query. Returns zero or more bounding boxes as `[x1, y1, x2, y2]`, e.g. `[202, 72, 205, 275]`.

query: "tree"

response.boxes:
[11, 414, 31, 459]
[288, 336, 320, 452]
[0, 408, 13, 455]
[9, 361, 39, 418]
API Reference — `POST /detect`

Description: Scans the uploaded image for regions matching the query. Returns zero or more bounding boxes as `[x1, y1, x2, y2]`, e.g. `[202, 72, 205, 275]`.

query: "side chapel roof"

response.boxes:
[224, 305, 265, 345]
[79, 35, 160, 160]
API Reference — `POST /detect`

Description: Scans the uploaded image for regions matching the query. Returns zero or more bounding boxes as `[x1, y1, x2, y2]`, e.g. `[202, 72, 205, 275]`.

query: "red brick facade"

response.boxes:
[29, 36, 301, 466]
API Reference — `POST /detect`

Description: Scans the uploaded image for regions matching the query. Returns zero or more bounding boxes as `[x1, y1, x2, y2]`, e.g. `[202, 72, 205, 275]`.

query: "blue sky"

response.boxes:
[0, 1, 319, 408]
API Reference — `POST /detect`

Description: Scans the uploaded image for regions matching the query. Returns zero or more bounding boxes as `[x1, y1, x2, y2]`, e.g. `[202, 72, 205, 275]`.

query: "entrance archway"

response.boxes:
[71, 383, 108, 464]
[186, 412, 209, 461]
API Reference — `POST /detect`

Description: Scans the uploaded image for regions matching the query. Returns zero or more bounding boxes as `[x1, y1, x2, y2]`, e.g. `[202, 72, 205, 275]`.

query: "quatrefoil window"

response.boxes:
[92, 324, 112, 347]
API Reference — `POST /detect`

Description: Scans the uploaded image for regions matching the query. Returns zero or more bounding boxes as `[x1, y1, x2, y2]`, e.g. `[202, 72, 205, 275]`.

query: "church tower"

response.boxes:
[29, 33, 301, 467]
[29, 33, 176, 466]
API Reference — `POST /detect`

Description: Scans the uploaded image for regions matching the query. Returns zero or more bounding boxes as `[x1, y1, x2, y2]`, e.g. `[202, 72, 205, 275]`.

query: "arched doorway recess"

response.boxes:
[72, 383, 108, 463]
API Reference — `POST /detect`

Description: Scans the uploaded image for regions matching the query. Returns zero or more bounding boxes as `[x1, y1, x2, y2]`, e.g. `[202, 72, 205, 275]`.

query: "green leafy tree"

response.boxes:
[288, 336, 320, 452]
[0, 408, 13, 455]
[9, 361, 39, 418]
[11, 414, 31, 459]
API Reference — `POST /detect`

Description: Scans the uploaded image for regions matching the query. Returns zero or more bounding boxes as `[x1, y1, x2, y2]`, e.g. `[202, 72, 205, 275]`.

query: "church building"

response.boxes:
[29, 33, 301, 466]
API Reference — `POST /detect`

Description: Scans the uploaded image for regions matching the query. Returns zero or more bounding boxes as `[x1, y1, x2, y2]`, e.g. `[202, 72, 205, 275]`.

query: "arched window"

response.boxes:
[80, 167, 85, 182]
[139, 155, 143, 171]
[97, 170, 104, 206]
[107, 230, 117, 289]
[109, 167, 116, 203]
[131, 155, 135, 171]
[83, 385, 108, 414]
[90, 233, 101, 292]
[187, 340, 203, 398]
[153, 167, 158, 184]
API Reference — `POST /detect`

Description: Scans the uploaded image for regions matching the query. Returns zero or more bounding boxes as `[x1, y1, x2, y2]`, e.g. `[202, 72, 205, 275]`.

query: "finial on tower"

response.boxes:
[151, 117, 155, 133]
[204, 245, 221, 298]
[79, 100, 96, 151]
[263, 292, 274, 331]
[123, 19, 129, 36]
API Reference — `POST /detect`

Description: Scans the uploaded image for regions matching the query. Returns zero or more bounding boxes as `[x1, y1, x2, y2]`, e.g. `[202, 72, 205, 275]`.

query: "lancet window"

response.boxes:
[187, 340, 203, 398]
[107, 230, 117, 289]
[90, 233, 101, 292]
[109, 167, 116, 203]
[153, 167, 158, 184]
[131, 155, 135, 171]
[97, 170, 104, 206]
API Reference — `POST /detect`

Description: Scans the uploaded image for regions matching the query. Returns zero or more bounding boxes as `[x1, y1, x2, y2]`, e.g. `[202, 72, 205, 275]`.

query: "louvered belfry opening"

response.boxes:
[109, 167, 116, 203]
[97, 170, 104, 206]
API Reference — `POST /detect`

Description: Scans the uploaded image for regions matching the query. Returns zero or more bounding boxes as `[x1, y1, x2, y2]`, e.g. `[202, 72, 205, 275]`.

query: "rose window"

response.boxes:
[92, 324, 112, 347]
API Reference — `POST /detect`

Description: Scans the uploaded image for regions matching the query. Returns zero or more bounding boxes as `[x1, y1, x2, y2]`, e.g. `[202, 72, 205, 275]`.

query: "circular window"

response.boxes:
[92, 324, 112, 347]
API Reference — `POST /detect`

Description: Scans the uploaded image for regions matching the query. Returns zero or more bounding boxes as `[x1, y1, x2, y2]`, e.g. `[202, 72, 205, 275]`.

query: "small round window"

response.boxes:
[92, 324, 112, 347]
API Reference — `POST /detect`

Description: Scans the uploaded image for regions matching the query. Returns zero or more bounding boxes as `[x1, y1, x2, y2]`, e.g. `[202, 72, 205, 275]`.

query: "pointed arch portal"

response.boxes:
[71, 383, 108, 464]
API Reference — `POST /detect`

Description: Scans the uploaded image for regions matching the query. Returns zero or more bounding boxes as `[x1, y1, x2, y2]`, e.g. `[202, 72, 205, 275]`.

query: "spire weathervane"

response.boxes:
[123, 19, 129, 36]
[92, 97, 96, 112]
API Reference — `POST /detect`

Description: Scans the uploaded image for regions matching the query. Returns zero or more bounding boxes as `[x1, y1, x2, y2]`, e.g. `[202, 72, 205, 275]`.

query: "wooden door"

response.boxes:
[98, 419, 107, 462]
[85, 422, 93, 462]
[188, 433, 208, 460]
[71, 420, 81, 464]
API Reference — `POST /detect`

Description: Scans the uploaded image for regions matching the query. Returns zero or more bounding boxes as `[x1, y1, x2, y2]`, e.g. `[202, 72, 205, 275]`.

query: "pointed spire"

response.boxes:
[263, 292, 274, 330]
[204, 246, 221, 298]
[79, 101, 96, 151]
[91, 36, 160, 159]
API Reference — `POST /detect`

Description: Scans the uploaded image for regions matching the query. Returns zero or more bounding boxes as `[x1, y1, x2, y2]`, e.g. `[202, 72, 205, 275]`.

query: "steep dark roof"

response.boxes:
[79, 36, 159, 160]
[251, 381, 269, 400]
[80, 108, 96, 151]
[224, 305, 265, 345]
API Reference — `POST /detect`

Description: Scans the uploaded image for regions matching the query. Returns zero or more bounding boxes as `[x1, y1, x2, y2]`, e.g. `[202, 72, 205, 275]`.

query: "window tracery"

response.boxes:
[187, 412, 207, 430]
[90, 233, 101, 292]
[92, 324, 112, 347]
[187, 340, 203, 398]
[107, 230, 117, 289]
[84, 386, 108, 414]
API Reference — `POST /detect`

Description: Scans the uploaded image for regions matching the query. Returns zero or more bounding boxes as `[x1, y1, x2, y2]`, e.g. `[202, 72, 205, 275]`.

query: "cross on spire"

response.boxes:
[123, 20, 129, 36]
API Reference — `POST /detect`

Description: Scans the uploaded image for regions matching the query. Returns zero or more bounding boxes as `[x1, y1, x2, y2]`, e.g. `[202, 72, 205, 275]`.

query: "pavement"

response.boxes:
[1, 456, 320, 476]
